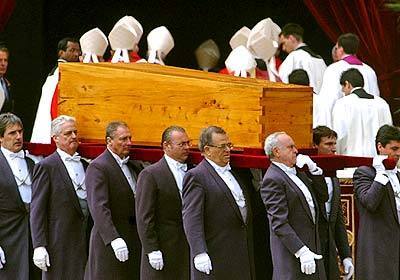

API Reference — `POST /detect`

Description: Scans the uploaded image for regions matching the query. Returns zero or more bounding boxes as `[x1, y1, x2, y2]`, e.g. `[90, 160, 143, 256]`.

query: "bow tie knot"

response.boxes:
[10, 150, 25, 159]
[65, 154, 81, 162]
[286, 167, 297, 175]
[177, 162, 188, 172]
[218, 164, 232, 174]
[120, 156, 130, 165]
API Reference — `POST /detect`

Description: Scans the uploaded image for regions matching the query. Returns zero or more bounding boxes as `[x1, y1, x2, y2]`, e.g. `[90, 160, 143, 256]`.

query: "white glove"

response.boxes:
[148, 250, 164, 270]
[373, 155, 388, 172]
[111, 238, 129, 262]
[298, 247, 322, 275]
[373, 155, 390, 185]
[33, 246, 50, 271]
[343, 257, 354, 280]
[0, 246, 6, 269]
[194, 252, 212, 275]
[296, 154, 318, 173]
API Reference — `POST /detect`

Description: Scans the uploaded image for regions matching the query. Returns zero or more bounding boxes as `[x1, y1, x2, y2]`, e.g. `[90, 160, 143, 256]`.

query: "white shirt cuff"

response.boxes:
[309, 166, 323, 175]
[374, 172, 389, 185]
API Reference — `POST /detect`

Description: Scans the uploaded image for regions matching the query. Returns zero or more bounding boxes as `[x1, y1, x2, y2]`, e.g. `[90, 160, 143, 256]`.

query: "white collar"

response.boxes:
[57, 148, 79, 161]
[206, 158, 231, 173]
[295, 43, 307, 50]
[107, 147, 130, 166]
[164, 154, 187, 171]
[272, 161, 296, 175]
[1, 146, 25, 159]
[350, 87, 363, 93]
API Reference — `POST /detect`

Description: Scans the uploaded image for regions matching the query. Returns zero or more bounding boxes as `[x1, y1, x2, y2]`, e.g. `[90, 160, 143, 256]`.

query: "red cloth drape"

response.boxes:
[0, 0, 15, 32]
[303, 0, 399, 100]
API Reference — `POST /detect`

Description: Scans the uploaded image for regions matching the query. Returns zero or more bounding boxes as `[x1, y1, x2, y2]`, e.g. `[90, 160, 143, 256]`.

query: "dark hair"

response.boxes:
[375, 125, 400, 151]
[57, 37, 79, 54]
[0, 113, 23, 137]
[337, 33, 359, 55]
[313, 126, 338, 145]
[198, 126, 226, 152]
[288, 69, 310, 86]
[281, 23, 304, 41]
[161, 125, 186, 146]
[105, 121, 128, 141]
[340, 68, 364, 88]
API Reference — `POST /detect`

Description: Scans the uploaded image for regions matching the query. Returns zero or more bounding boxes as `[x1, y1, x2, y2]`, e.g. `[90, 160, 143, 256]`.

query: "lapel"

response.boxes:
[203, 160, 244, 223]
[271, 164, 315, 223]
[231, 169, 251, 224]
[104, 149, 133, 194]
[328, 177, 341, 223]
[160, 157, 182, 203]
[387, 173, 400, 224]
[53, 152, 83, 217]
[0, 150, 25, 211]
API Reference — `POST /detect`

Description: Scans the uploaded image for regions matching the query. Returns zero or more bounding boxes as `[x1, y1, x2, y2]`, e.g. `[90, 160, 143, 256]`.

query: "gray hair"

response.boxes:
[161, 125, 186, 146]
[0, 113, 23, 137]
[105, 121, 128, 140]
[198, 126, 226, 152]
[51, 115, 76, 137]
[264, 131, 286, 158]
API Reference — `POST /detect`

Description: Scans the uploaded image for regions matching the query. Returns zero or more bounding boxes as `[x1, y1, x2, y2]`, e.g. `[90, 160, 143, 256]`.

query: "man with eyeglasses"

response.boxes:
[182, 126, 255, 279]
[136, 126, 191, 280]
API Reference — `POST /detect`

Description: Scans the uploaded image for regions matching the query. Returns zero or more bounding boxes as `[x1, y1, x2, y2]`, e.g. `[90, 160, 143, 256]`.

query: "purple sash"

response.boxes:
[342, 55, 363, 65]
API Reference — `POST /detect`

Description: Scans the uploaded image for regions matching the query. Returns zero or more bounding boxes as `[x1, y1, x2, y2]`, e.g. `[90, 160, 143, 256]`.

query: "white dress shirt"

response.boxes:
[273, 161, 316, 223]
[108, 148, 136, 194]
[324, 177, 334, 218]
[57, 148, 86, 199]
[206, 158, 246, 207]
[164, 154, 187, 196]
[1, 146, 32, 203]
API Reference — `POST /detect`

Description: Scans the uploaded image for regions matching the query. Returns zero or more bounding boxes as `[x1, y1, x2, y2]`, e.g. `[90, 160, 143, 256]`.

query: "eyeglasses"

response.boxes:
[170, 140, 192, 148]
[207, 143, 234, 150]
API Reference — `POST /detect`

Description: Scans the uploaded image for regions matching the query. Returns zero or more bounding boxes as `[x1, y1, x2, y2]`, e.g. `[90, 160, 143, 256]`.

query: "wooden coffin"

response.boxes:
[58, 63, 312, 148]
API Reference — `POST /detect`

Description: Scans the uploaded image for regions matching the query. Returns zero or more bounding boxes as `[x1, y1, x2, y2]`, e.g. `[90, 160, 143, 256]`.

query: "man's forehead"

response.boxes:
[6, 123, 22, 132]
[321, 136, 337, 143]
[386, 140, 400, 147]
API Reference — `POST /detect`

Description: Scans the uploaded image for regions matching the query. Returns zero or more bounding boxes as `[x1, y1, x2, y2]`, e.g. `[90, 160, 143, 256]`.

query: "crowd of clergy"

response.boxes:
[0, 15, 397, 280]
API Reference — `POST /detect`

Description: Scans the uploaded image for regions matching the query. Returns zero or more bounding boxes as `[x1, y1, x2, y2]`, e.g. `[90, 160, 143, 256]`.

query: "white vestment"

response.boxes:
[279, 44, 327, 127]
[332, 93, 392, 157]
[316, 59, 380, 128]
[30, 63, 62, 144]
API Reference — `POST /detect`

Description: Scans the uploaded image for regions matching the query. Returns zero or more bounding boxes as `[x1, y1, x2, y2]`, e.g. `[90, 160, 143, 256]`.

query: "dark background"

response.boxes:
[1, 0, 333, 138]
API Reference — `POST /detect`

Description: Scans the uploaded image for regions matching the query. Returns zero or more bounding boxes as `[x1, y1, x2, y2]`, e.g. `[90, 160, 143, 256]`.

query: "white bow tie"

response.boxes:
[177, 162, 188, 172]
[218, 164, 232, 174]
[65, 153, 81, 162]
[120, 156, 130, 165]
[9, 150, 25, 159]
[285, 167, 297, 175]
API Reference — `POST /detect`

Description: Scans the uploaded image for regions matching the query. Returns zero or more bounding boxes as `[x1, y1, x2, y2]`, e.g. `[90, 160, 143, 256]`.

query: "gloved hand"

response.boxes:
[111, 238, 129, 262]
[194, 252, 212, 275]
[298, 247, 323, 275]
[148, 250, 164, 270]
[373, 155, 388, 173]
[0, 246, 6, 269]
[296, 154, 320, 174]
[343, 257, 354, 280]
[33, 246, 50, 271]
